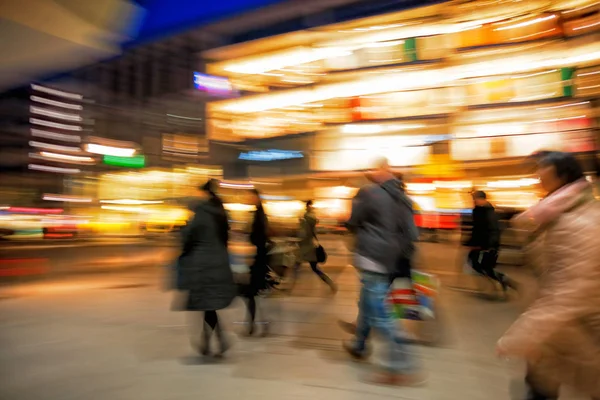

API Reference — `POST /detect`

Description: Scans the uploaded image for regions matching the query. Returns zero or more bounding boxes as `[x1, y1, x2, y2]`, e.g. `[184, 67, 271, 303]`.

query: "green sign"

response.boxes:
[103, 155, 146, 168]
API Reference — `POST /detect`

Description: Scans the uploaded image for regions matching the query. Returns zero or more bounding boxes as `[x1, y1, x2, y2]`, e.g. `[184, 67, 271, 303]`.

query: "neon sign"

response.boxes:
[103, 155, 146, 168]
[239, 149, 304, 161]
[193, 72, 233, 94]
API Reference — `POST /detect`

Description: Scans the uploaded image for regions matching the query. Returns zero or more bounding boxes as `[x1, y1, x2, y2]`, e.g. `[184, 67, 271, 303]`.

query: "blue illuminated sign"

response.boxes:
[193, 72, 233, 94]
[239, 149, 304, 161]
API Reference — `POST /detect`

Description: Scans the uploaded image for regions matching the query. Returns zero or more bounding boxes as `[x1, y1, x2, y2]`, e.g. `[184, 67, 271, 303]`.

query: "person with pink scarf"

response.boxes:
[497, 151, 600, 400]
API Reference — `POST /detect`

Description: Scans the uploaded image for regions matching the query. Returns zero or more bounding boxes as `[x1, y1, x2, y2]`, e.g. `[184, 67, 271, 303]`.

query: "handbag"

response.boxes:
[312, 230, 327, 264]
[315, 243, 327, 264]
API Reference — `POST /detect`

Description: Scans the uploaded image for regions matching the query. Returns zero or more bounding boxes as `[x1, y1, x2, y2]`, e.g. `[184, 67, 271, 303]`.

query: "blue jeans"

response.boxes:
[352, 271, 415, 374]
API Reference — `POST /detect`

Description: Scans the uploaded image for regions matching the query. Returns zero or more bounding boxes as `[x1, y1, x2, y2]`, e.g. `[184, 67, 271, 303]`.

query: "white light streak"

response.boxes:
[39, 152, 94, 163]
[30, 118, 82, 131]
[28, 164, 80, 174]
[100, 199, 163, 205]
[30, 96, 82, 110]
[43, 194, 92, 203]
[86, 144, 136, 157]
[30, 84, 83, 100]
[29, 141, 82, 153]
[31, 129, 81, 143]
[30, 106, 82, 122]
[494, 15, 557, 31]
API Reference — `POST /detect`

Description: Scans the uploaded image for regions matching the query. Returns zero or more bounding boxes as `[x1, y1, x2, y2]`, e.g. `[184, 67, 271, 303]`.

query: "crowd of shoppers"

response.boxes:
[172, 151, 600, 397]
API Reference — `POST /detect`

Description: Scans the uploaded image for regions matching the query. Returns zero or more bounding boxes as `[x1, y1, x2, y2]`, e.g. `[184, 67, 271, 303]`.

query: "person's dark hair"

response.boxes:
[538, 151, 584, 185]
[306, 200, 313, 209]
[200, 178, 219, 194]
[473, 190, 487, 200]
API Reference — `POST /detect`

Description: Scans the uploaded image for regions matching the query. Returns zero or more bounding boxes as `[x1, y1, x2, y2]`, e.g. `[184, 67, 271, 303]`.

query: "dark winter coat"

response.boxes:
[248, 204, 269, 295]
[178, 199, 235, 311]
[347, 178, 417, 275]
[465, 203, 500, 250]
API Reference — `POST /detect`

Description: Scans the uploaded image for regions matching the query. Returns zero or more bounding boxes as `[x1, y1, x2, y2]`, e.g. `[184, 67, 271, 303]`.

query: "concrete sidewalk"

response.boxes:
[0, 241, 586, 400]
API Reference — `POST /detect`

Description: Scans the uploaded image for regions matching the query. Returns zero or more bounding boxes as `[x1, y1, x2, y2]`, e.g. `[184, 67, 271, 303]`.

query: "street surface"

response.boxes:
[0, 238, 587, 400]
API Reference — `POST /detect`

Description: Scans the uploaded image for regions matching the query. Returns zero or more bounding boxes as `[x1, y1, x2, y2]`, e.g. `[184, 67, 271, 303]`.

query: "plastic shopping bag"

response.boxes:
[388, 270, 439, 321]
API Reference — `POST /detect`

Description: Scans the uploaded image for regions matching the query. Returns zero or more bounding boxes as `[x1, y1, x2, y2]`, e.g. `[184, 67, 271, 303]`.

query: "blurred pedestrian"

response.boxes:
[245, 188, 270, 336]
[297, 200, 337, 292]
[176, 179, 235, 357]
[338, 174, 417, 335]
[464, 190, 515, 294]
[344, 157, 422, 386]
[497, 151, 600, 399]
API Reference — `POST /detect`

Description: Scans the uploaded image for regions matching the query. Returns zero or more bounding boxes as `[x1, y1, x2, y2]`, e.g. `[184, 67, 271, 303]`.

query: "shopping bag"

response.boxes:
[387, 270, 438, 321]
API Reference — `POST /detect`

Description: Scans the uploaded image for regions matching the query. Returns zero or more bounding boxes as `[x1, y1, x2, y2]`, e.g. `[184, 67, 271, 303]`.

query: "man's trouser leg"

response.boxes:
[358, 271, 415, 373]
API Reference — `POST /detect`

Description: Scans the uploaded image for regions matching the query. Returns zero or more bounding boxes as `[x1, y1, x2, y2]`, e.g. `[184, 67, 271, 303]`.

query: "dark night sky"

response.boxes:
[130, 0, 287, 43]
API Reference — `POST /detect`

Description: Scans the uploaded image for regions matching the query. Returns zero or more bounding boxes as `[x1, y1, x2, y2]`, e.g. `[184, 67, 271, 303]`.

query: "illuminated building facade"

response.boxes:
[205, 0, 600, 211]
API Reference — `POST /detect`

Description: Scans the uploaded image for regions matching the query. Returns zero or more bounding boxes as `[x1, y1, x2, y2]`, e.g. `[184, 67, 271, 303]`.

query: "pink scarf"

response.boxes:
[514, 179, 591, 227]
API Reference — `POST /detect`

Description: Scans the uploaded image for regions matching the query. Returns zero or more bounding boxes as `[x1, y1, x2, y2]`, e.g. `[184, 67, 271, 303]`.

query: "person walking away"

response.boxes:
[344, 156, 422, 386]
[464, 190, 515, 293]
[176, 179, 235, 357]
[497, 151, 600, 400]
[338, 176, 417, 335]
[245, 189, 270, 336]
[297, 200, 337, 293]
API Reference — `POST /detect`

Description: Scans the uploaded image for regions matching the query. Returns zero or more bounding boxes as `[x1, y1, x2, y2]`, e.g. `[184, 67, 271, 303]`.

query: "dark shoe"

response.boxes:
[342, 341, 369, 361]
[363, 370, 427, 386]
[338, 320, 357, 335]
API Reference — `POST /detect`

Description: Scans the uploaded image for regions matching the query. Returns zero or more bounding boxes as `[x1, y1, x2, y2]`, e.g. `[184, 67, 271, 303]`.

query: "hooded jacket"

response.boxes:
[347, 179, 417, 275]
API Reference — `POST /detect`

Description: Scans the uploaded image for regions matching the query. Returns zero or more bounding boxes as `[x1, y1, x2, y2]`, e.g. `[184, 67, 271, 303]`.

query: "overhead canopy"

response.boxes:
[0, 0, 143, 91]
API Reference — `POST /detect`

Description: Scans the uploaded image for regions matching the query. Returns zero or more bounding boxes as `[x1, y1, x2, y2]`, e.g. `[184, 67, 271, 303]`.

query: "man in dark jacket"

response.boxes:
[344, 157, 420, 386]
[465, 191, 512, 292]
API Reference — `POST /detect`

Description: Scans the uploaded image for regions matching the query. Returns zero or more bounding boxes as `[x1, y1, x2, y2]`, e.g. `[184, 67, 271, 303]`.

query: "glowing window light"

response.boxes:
[101, 205, 150, 213]
[493, 14, 557, 31]
[31, 84, 82, 100]
[30, 95, 82, 110]
[220, 182, 254, 189]
[43, 194, 92, 203]
[29, 141, 81, 153]
[30, 118, 82, 131]
[8, 207, 64, 214]
[87, 144, 136, 157]
[222, 47, 352, 75]
[102, 155, 145, 168]
[30, 107, 82, 122]
[406, 183, 436, 192]
[100, 199, 163, 205]
[433, 181, 473, 190]
[39, 152, 94, 163]
[224, 203, 256, 212]
[28, 164, 80, 174]
[342, 124, 383, 134]
[486, 178, 540, 189]
[31, 129, 81, 143]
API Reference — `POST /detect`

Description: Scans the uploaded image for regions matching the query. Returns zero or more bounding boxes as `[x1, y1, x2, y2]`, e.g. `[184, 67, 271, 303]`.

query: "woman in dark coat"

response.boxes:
[245, 189, 270, 335]
[177, 179, 235, 356]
